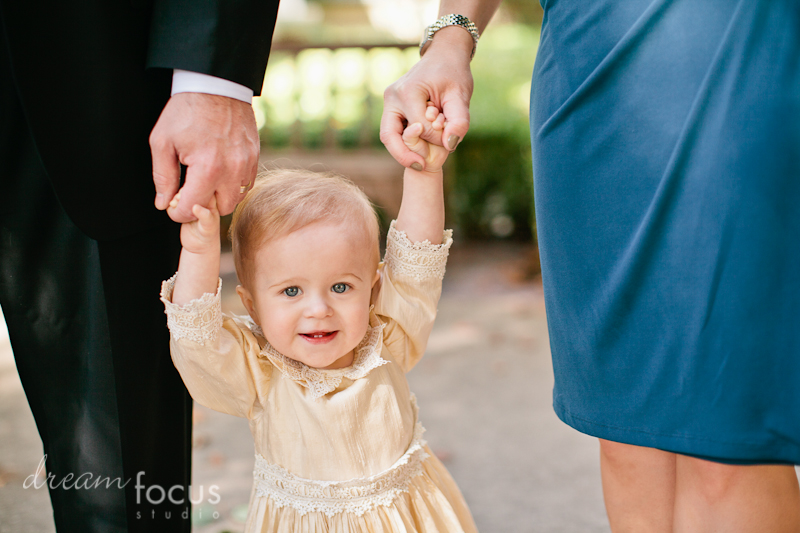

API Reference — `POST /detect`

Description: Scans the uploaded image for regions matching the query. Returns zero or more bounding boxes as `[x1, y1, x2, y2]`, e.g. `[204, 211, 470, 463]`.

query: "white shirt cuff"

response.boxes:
[171, 70, 254, 103]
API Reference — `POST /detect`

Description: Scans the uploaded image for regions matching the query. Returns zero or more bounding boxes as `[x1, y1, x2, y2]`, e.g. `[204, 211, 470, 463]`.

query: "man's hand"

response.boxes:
[150, 93, 259, 222]
[380, 26, 474, 171]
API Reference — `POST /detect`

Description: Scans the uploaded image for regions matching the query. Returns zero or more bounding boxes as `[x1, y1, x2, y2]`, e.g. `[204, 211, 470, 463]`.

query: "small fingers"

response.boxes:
[402, 122, 431, 162]
[191, 203, 210, 219]
[166, 191, 181, 217]
[168, 192, 216, 223]
[431, 112, 445, 132]
[402, 122, 425, 151]
[191, 203, 219, 233]
[424, 102, 439, 122]
[168, 192, 180, 207]
[380, 118, 426, 170]
[402, 122, 423, 142]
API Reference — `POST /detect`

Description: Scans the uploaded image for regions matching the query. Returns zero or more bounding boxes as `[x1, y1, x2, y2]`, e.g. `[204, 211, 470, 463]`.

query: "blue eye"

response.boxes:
[332, 283, 348, 294]
[284, 287, 300, 297]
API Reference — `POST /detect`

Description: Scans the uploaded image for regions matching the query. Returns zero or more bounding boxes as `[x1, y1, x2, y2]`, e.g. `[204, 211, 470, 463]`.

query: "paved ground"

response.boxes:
[0, 240, 613, 532]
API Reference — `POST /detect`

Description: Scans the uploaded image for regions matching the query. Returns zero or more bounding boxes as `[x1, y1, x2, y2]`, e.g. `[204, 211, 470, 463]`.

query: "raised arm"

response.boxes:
[395, 105, 450, 244]
[168, 195, 221, 306]
[380, 0, 502, 171]
[376, 107, 455, 372]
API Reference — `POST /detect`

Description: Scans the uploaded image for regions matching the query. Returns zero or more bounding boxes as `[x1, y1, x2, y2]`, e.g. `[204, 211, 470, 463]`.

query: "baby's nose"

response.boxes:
[304, 294, 333, 318]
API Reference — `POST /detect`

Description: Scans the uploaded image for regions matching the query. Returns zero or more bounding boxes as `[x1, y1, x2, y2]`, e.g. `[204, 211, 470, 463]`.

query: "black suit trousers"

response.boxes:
[1, 39, 192, 533]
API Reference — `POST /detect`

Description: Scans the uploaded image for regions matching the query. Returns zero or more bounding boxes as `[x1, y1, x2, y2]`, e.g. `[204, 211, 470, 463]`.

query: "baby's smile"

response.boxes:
[301, 331, 339, 344]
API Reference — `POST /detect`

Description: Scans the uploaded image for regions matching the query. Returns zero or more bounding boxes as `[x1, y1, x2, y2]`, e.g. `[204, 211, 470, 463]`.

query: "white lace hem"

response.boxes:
[160, 274, 223, 346]
[384, 221, 453, 282]
[254, 397, 428, 517]
[258, 319, 388, 400]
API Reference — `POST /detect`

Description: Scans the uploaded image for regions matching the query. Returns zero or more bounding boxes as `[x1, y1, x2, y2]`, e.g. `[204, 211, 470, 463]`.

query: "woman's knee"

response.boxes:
[676, 456, 743, 503]
[677, 456, 799, 505]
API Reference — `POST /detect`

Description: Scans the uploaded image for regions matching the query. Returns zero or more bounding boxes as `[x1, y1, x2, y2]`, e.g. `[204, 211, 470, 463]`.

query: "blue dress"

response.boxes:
[530, 0, 800, 464]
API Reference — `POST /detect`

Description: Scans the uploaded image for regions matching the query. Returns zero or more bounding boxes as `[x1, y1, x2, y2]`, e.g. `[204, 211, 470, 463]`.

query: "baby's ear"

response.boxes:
[236, 285, 260, 325]
[370, 268, 383, 306]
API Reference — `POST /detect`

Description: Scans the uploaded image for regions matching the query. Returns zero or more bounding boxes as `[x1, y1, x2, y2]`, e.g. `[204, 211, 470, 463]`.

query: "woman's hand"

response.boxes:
[380, 27, 474, 171]
[380, 1, 503, 170]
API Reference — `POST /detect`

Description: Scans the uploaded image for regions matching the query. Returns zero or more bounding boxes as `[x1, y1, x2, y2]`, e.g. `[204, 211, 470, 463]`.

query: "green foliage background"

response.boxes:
[450, 24, 538, 241]
[258, 23, 540, 242]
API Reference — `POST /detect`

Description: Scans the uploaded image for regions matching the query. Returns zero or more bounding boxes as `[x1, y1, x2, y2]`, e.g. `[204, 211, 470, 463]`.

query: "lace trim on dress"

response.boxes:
[253, 396, 429, 517]
[258, 320, 388, 400]
[160, 274, 223, 346]
[384, 220, 453, 282]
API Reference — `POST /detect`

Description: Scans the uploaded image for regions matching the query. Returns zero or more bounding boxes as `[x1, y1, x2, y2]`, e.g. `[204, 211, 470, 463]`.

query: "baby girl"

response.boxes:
[160, 105, 477, 532]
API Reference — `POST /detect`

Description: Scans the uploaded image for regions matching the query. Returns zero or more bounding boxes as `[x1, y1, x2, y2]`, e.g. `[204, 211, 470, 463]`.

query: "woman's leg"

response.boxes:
[599, 439, 676, 533]
[673, 456, 800, 533]
[600, 438, 800, 533]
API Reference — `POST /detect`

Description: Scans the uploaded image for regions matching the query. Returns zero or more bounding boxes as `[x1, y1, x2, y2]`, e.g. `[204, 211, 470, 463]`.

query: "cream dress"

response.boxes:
[160, 222, 477, 533]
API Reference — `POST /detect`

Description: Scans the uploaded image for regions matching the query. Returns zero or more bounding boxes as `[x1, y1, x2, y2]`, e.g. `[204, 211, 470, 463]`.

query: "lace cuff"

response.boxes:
[160, 273, 223, 345]
[384, 220, 453, 282]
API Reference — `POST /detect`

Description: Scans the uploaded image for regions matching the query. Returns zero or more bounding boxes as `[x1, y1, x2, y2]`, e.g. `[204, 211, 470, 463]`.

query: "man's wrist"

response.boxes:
[171, 70, 254, 103]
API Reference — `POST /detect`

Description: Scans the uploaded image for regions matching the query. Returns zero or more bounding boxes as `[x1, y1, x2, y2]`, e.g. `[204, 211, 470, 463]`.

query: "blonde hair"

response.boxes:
[230, 169, 380, 289]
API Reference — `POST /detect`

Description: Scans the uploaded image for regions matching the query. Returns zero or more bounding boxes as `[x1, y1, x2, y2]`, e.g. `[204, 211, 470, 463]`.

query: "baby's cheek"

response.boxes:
[349, 305, 372, 339]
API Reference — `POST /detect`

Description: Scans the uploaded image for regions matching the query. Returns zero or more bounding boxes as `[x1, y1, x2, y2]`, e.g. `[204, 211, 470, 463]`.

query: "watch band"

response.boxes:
[419, 14, 481, 59]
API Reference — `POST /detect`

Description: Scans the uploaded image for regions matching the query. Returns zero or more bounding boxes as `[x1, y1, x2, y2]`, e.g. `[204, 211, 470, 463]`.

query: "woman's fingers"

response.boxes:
[441, 96, 470, 151]
[380, 84, 429, 171]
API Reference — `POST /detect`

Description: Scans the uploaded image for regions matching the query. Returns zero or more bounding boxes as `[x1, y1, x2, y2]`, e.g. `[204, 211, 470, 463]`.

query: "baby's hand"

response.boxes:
[169, 192, 220, 254]
[403, 104, 450, 173]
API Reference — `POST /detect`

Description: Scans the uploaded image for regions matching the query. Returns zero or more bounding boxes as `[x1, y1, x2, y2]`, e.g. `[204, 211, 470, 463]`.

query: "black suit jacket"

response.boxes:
[1, 0, 280, 240]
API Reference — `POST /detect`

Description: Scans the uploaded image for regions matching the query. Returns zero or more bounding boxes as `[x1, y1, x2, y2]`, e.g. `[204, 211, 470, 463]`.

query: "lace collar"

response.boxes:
[248, 317, 388, 400]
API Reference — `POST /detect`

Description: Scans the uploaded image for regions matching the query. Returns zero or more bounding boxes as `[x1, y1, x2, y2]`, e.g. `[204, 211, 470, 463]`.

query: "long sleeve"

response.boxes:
[146, 0, 281, 94]
[373, 221, 453, 372]
[160, 275, 272, 418]
[171, 70, 254, 102]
